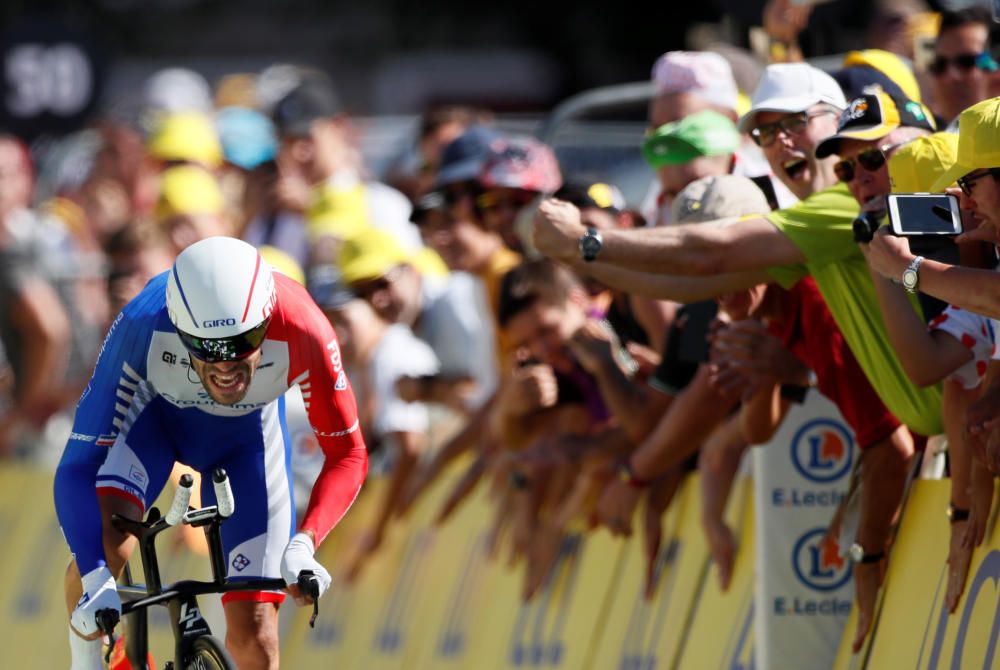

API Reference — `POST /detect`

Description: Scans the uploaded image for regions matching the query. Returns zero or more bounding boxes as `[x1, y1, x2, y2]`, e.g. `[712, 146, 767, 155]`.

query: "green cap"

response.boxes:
[642, 110, 741, 168]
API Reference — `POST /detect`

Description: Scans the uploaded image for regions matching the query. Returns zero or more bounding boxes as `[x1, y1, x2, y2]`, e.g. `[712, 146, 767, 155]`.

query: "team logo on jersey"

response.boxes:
[162, 351, 177, 365]
[327, 340, 343, 373]
[334, 371, 347, 391]
[232, 554, 251, 572]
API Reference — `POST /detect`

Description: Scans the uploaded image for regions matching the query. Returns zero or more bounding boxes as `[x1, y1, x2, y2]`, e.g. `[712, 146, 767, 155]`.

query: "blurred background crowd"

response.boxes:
[8, 0, 1000, 658]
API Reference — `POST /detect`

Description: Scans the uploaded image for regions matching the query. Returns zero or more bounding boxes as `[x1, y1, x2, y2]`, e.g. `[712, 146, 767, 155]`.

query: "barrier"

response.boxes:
[10, 442, 1000, 668]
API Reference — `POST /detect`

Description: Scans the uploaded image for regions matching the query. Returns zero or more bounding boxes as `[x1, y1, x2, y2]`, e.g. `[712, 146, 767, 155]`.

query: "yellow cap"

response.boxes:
[259, 245, 305, 285]
[338, 227, 412, 284]
[147, 112, 223, 168]
[155, 166, 225, 221]
[931, 98, 1000, 192]
[410, 247, 449, 279]
[843, 49, 922, 103]
[889, 132, 959, 193]
[306, 182, 369, 241]
[736, 91, 751, 119]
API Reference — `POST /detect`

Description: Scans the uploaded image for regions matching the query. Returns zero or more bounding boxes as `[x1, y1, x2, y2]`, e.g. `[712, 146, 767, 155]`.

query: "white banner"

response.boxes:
[752, 391, 857, 670]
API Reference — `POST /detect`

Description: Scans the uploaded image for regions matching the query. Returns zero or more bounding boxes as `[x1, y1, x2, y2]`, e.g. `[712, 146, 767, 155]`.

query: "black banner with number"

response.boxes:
[0, 18, 104, 140]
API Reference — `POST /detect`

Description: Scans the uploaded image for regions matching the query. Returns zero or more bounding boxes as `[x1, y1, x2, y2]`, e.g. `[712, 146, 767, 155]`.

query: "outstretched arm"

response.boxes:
[533, 199, 805, 275]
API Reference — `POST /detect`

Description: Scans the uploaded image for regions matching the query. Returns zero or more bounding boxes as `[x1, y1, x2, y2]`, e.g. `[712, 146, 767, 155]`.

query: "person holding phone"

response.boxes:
[861, 133, 995, 613]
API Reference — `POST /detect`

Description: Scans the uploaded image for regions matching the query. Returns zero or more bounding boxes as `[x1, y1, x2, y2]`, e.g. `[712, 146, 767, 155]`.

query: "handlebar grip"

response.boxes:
[297, 570, 321, 628]
[212, 468, 235, 518]
[165, 473, 194, 526]
[96, 608, 120, 634]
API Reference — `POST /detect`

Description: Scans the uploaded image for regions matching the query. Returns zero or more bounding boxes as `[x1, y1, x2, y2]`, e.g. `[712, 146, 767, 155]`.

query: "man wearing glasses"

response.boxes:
[533, 63, 940, 652]
[868, 97, 1000, 473]
[927, 7, 997, 127]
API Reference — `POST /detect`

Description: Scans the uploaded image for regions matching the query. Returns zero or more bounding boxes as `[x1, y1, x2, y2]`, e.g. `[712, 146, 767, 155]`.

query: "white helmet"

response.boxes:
[165, 237, 276, 362]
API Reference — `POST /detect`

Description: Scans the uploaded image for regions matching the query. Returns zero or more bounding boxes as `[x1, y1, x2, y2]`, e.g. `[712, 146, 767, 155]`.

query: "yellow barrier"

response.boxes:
[675, 477, 756, 670]
[15, 456, 1000, 669]
[860, 479, 1000, 669]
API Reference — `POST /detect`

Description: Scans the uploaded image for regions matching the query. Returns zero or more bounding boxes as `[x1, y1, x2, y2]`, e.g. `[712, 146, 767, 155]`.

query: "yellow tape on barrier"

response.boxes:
[862, 479, 1000, 669]
[588, 475, 706, 670]
[674, 477, 755, 670]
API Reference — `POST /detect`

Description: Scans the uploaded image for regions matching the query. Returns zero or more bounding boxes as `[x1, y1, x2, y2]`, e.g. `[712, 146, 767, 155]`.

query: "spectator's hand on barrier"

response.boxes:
[567, 321, 618, 375]
[594, 476, 642, 537]
[963, 462, 994, 549]
[852, 561, 884, 653]
[642, 477, 676, 599]
[281, 533, 332, 604]
[533, 198, 585, 262]
[704, 519, 737, 593]
[343, 527, 384, 583]
[865, 228, 914, 281]
[967, 383, 1000, 473]
[946, 520, 974, 614]
[71, 566, 122, 637]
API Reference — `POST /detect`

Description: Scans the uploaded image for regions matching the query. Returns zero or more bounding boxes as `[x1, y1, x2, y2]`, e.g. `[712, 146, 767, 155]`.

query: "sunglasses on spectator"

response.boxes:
[957, 168, 1000, 197]
[443, 185, 480, 207]
[927, 52, 998, 76]
[833, 144, 902, 183]
[750, 110, 836, 147]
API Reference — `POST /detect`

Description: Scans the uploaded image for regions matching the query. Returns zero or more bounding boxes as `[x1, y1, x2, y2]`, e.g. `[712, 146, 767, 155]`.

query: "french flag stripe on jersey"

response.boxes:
[172, 265, 198, 324]
[241, 253, 263, 324]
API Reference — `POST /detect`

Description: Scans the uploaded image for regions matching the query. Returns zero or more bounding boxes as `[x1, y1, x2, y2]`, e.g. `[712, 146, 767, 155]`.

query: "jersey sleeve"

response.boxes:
[278, 276, 368, 545]
[53, 273, 163, 574]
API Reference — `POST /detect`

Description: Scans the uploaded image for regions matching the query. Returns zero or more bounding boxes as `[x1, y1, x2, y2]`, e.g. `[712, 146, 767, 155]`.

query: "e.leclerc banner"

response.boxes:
[752, 390, 856, 669]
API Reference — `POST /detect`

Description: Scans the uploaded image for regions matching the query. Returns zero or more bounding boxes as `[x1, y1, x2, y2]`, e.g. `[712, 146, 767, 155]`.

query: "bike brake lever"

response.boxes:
[96, 608, 120, 663]
[297, 570, 320, 628]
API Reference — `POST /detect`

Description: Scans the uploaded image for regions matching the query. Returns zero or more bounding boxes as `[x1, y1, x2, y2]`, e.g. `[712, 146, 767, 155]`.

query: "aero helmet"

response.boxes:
[166, 237, 276, 362]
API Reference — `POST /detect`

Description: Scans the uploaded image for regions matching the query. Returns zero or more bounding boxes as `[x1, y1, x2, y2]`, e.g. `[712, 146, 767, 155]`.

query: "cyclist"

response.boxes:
[54, 236, 368, 670]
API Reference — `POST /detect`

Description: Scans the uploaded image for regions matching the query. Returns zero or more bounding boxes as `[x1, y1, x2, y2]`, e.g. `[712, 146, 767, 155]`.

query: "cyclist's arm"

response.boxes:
[53, 278, 162, 575]
[286, 292, 368, 547]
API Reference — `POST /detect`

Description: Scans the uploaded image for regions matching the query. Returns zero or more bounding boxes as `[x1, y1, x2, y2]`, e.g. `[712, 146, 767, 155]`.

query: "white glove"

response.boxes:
[71, 566, 121, 636]
[280, 532, 332, 601]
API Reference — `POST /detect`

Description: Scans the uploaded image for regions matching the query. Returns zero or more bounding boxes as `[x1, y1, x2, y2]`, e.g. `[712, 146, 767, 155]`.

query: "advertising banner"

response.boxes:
[753, 392, 857, 669]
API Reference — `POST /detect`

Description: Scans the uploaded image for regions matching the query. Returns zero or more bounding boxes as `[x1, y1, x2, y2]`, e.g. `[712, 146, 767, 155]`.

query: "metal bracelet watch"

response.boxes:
[901, 255, 925, 294]
[578, 226, 603, 262]
[848, 542, 885, 564]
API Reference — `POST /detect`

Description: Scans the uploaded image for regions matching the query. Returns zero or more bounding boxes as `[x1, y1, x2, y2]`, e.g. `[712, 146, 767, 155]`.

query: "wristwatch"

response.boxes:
[947, 503, 970, 523]
[579, 227, 603, 262]
[617, 461, 651, 489]
[901, 255, 925, 294]
[848, 542, 885, 564]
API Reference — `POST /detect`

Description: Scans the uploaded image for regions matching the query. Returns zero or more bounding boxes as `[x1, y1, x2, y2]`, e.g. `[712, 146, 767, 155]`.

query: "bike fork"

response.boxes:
[169, 595, 212, 667]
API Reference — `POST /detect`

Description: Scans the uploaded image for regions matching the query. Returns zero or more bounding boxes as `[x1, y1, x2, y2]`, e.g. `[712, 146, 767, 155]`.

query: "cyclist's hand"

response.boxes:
[281, 532, 332, 605]
[71, 566, 121, 636]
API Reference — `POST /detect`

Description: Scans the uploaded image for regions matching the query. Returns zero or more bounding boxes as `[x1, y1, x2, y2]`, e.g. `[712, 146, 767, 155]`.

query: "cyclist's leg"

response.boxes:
[184, 398, 291, 670]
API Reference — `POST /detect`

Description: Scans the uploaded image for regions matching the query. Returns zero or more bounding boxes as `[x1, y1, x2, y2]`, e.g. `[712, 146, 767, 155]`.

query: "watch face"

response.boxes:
[581, 235, 601, 257]
[902, 269, 917, 289]
[848, 543, 865, 563]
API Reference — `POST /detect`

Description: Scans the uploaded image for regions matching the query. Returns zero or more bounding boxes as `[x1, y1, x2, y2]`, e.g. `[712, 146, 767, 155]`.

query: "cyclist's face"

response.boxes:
[190, 348, 263, 405]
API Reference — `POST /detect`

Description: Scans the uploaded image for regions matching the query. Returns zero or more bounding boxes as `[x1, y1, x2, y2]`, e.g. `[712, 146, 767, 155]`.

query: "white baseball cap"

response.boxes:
[737, 63, 847, 133]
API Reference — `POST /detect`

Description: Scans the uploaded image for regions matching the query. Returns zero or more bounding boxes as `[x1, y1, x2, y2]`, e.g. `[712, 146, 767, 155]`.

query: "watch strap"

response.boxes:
[618, 461, 651, 489]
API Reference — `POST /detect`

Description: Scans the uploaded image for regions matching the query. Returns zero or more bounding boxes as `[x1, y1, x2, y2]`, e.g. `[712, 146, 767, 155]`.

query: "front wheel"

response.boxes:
[184, 635, 236, 670]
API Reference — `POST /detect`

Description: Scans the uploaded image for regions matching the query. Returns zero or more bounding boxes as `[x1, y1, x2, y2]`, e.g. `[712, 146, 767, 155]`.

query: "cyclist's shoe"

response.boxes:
[280, 532, 332, 600]
[71, 566, 122, 636]
[107, 635, 155, 670]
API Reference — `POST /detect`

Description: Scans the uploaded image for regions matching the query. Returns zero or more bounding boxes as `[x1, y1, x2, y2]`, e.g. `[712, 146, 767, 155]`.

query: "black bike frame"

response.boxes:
[112, 505, 285, 668]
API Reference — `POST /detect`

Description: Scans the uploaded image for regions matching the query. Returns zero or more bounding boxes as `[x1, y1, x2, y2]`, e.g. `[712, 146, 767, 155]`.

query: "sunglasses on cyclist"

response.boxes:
[927, 52, 998, 76]
[750, 110, 835, 147]
[177, 317, 271, 364]
[833, 144, 899, 183]
[957, 168, 1000, 197]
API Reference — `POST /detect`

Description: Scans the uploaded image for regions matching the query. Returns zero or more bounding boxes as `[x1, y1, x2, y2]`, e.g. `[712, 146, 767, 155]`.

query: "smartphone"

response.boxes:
[886, 193, 963, 236]
[994, 0, 1000, 23]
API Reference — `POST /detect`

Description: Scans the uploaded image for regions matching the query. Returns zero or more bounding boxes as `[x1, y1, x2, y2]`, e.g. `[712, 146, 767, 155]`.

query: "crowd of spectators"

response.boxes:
[8, 0, 1000, 658]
